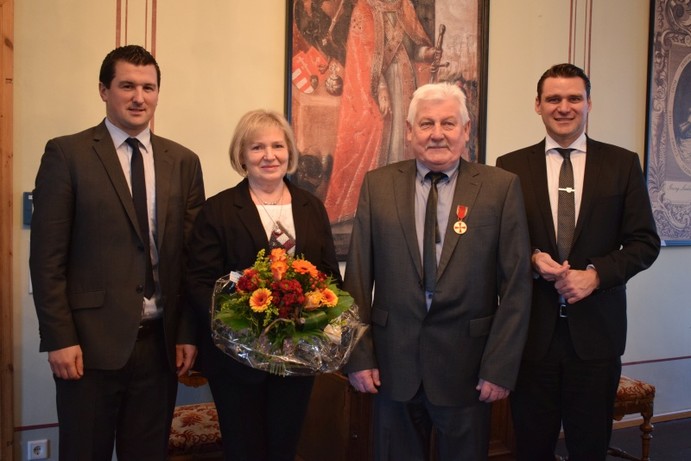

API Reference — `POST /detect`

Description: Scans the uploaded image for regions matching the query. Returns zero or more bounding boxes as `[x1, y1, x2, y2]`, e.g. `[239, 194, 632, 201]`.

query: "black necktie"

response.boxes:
[126, 137, 155, 298]
[556, 148, 575, 262]
[423, 172, 447, 293]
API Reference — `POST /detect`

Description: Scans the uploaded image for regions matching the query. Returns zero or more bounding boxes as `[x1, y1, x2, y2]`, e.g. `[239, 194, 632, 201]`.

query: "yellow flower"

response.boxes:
[304, 291, 323, 311]
[292, 259, 318, 277]
[320, 288, 338, 307]
[249, 288, 272, 312]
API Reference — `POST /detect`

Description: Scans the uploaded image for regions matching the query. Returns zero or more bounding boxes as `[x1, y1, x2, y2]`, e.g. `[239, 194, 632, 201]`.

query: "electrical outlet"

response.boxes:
[27, 439, 49, 460]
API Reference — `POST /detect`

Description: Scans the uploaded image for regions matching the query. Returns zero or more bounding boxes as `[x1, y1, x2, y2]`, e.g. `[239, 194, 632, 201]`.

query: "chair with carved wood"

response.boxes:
[168, 371, 223, 460]
[607, 375, 655, 461]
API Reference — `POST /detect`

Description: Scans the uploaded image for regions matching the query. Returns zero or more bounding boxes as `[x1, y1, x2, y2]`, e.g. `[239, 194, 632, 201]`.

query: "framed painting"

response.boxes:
[285, 0, 490, 257]
[645, 0, 691, 245]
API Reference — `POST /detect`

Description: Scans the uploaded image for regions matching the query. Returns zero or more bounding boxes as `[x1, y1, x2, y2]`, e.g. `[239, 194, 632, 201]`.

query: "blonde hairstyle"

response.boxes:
[228, 109, 300, 176]
[407, 82, 470, 125]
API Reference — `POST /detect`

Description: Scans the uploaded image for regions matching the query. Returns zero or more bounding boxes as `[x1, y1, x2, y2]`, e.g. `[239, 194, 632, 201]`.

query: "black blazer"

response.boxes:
[185, 178, 341, 380]
[30, 121, 205, 370]
[496, 137, 660, 361]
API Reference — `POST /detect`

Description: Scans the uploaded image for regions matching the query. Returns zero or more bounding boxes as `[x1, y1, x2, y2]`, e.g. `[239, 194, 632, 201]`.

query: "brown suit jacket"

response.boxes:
[30, 120, 205, 370]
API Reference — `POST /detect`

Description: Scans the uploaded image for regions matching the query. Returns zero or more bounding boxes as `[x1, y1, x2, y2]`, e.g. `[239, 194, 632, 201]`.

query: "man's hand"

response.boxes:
[175, 344, 198, 377]
[48, 345, 84, 380]
[532, 251, 570, 281]
[348, 369, 381, 394]
[555, 266, 599, 304]
[476, 379, 510, 403]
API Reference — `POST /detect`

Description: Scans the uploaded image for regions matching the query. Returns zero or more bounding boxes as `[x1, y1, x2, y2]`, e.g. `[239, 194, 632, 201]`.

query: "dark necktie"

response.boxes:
[423, 172, 447, 293]
[556, 148, 575, 262]
[126, 137, 155, 298]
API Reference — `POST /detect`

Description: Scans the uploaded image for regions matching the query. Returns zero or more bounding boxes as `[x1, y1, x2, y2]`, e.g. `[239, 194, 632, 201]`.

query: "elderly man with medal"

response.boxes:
[342, 80, 532, 461]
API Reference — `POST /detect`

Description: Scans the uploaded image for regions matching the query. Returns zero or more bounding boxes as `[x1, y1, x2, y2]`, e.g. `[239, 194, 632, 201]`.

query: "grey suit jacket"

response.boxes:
[342, 159, 532, 406]
[30, 120, 205, 370]
[496, 137, 660, 361]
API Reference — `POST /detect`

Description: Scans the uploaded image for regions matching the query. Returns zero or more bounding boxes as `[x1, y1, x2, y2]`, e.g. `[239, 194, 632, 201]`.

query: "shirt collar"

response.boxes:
[544, 132, 587, 155]
[415, 159, 460, 183]
[104, 118, 151, 151]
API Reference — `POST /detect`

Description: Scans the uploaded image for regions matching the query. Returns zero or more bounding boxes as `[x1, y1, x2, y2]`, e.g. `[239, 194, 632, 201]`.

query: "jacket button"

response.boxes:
[136, 285, 144, 293]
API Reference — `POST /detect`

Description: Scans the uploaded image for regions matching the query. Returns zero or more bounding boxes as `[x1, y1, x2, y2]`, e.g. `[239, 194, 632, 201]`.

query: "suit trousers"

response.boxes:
[55, 324, 177, 461]
[510, 317, 621, 461]
[207, 368, 315, 461]
[373, 385, 491, 461]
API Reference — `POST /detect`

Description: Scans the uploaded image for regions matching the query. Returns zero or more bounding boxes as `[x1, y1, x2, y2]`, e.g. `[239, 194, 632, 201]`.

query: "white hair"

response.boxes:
[407, 82, 470, 125]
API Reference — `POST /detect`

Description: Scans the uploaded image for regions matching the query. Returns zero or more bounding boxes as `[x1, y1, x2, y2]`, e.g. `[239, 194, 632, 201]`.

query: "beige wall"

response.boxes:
[13, 0, 691, 458]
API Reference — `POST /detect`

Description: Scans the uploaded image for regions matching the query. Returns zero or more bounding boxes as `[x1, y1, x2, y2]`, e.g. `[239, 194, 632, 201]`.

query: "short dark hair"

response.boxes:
[537, 63, 591, 99]
[99, 45, 161, 89]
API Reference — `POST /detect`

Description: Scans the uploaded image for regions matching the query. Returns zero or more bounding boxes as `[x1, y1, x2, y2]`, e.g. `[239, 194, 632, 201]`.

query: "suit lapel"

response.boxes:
[152, 135, 173, 249]
[92, 123, 143, 243]
[437, 160, 479, 279]
[574, 137, 603, 244]
[235, 179, 271, 250]
[527, 141, 558, 251]
[393, 162, 423, 281]
[289, 183, 309, 256]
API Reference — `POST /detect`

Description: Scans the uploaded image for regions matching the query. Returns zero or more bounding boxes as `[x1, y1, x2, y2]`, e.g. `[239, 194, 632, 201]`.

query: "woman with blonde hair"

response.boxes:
[186, 110, 340, 460]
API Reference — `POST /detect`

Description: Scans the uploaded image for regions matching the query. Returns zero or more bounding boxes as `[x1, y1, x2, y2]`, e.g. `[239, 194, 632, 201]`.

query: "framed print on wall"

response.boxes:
[646, 0, 691, 245]
[285, 0, 490, 257]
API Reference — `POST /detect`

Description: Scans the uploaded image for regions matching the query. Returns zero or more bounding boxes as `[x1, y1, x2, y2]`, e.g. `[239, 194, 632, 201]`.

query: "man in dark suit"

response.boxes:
[496, 63, 660, 461]
[29, 45, 205, 461]
[343, 82, 532, 461]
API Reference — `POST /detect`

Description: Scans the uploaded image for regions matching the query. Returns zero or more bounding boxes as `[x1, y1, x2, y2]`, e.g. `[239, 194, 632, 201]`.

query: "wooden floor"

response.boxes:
[556, 418, 691, 461]
[176, 417, 691, 460]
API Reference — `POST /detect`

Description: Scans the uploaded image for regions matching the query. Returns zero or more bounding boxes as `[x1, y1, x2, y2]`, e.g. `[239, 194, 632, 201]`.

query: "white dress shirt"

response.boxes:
[105, 118, 160, 318]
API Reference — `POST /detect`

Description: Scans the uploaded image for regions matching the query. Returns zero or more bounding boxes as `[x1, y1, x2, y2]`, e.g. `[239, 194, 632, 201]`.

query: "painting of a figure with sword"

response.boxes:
[289, 0, 488, 256]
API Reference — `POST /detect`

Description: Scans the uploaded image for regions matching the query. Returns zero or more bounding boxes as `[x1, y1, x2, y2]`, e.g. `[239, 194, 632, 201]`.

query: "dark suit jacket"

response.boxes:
[30, 120, 205, 371]
[342, 159, 533, 407]
[185, 178, 341, 381]
[496, 137, 660, 361]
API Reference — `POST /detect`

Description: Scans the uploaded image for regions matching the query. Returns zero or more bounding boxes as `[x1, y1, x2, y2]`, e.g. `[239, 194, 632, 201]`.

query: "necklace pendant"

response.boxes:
[272, 221, 283, 236]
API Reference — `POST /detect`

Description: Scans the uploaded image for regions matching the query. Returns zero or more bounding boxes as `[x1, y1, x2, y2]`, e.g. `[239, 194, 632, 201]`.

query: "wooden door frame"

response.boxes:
[0, 0, 14, 459]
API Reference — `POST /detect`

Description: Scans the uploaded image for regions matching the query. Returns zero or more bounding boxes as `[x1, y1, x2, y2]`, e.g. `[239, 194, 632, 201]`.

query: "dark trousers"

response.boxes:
[373, 385, 491, 461]
[55, 325, 177, 461]
[208, 369, 315, 461]
[511, 318, 621, 461]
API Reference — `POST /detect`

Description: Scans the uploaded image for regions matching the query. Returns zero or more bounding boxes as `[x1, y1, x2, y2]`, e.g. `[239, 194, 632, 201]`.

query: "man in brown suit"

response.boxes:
[30, 45, 205, 460]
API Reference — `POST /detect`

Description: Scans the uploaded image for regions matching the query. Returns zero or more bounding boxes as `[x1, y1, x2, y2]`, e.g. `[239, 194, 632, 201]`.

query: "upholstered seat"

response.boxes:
[168, 403, 222, 459]
[607, 375, 655, 461]
[168, 371, 223, 460]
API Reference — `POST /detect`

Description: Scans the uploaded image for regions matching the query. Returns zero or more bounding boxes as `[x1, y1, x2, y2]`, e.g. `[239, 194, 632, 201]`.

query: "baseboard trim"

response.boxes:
[613, 409, 691, 429]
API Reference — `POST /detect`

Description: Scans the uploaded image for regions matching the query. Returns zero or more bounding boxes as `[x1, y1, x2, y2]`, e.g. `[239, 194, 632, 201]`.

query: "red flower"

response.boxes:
[271, 279, 305, 318]
[237, 268, 260, 293]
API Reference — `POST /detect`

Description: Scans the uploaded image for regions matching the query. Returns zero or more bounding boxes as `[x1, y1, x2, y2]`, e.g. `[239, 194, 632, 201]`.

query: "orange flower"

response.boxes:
[270, 248, 287, 263]
[271, 259, 289, 281]
[292, 259, 319, 277]
[303, 291, 323, 311]
[320, 288, 338, 307]
[249, 288, 272, 312]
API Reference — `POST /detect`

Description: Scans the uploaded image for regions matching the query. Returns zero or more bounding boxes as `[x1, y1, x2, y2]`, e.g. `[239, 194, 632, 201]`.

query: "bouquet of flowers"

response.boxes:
[211, 248, 366, 376]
